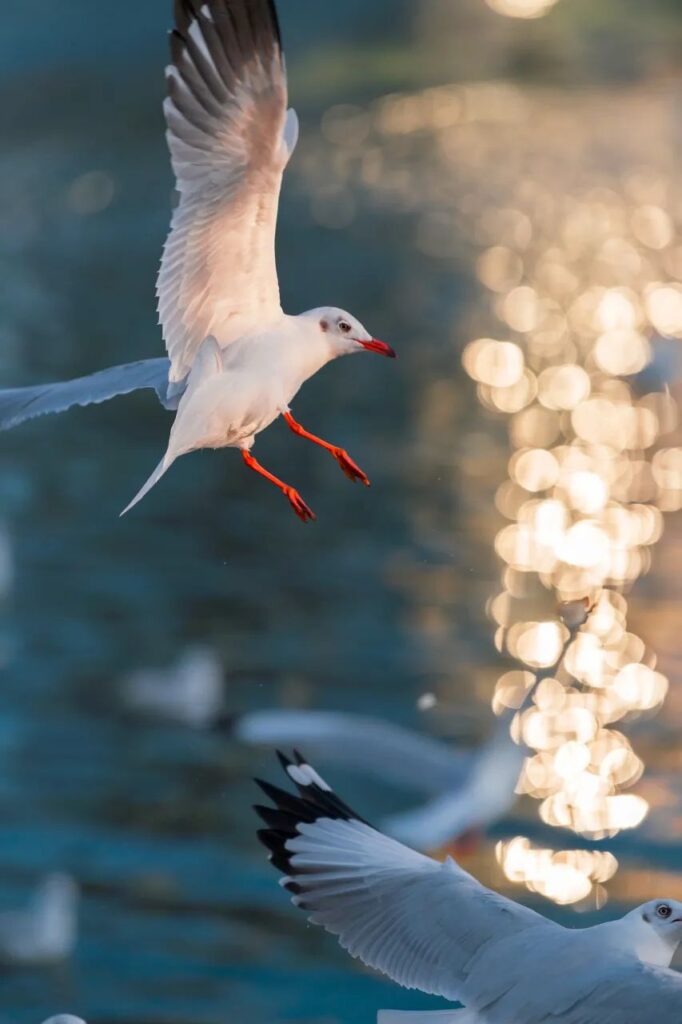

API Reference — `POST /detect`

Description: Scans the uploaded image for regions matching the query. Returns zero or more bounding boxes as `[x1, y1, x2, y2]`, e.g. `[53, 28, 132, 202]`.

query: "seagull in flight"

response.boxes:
[0, 0, 395, 521]
[256, 752, 682, 1024]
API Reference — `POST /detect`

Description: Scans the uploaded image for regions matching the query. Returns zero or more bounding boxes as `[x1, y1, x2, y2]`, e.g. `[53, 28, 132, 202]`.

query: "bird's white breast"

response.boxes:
[167, 317, 333, 455]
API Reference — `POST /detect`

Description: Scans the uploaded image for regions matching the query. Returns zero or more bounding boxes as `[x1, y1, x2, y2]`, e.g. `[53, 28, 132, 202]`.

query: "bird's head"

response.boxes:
[304, 307, 396, 360]
[631, 899, 682, 963]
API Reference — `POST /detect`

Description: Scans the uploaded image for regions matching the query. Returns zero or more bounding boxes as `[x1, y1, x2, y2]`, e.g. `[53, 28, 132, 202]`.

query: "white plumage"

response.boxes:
[0, 1, 395, 521]
[256, 752, 682, 1024]
[159, 0, 294, 382]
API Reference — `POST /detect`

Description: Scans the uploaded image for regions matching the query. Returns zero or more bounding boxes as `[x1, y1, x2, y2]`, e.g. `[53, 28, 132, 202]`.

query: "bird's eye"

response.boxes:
[656, 903, 672, 919]
[338, 320, 352, 334]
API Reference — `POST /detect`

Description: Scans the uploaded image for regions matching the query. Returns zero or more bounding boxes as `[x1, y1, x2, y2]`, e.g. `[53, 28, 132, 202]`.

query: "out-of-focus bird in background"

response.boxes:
[0, 873, 78, 966]
[117, 647, 525, 853]
[0, 0, 395, 522]
[121, 645, 224, 728]
[230, 707, 526, 854]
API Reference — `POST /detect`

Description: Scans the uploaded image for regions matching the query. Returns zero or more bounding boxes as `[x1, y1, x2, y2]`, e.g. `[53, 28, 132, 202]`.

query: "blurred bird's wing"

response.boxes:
[385, 710, 526, 849]
[378, 1013, 479, 1024]
[41, 1019, 88, 1024]
[234, 709, 473, 795]
[0, 359, 173, 431]
[255, 752, 550, 1004]
[160, 0, 298, 383]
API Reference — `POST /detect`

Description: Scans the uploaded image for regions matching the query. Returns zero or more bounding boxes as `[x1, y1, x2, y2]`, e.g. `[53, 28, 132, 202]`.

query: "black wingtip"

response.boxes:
[254, 751, 374, 889]
[276, 749, 293, 771]
[173, 0, 196, 35]
[253, 803, 272, 825]
[254, 777, 278, 799]
[265, 0, 283, 49]
[168, 0, 285, 116]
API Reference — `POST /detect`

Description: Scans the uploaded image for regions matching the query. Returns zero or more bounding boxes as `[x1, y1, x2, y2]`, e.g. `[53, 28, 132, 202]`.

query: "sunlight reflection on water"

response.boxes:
[304, 77, 682, 907]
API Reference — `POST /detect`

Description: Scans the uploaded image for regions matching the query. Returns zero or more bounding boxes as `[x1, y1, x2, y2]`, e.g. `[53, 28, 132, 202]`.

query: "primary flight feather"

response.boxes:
[0, 0, 395, 521]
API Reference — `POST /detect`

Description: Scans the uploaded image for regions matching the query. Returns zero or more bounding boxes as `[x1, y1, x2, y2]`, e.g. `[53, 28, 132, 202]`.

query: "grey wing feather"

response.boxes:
[0, 358, 174, 431]
[557, 962, 682, 1023]
[466, 943, 682, 1023]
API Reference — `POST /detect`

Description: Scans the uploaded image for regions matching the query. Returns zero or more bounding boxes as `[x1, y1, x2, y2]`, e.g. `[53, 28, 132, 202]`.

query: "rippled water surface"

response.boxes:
[0, 2, 681, 1022]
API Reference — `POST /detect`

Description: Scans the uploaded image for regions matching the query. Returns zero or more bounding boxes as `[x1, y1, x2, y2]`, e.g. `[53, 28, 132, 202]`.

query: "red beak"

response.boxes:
[359, 338, 397, 358]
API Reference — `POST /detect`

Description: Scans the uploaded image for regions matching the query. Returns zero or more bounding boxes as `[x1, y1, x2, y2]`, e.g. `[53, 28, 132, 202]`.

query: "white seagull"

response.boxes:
[232, 707, 526, 852]
[256, 752, 682, 1024]
[0, 0, 395, 521]
[0, 873, 79, 965]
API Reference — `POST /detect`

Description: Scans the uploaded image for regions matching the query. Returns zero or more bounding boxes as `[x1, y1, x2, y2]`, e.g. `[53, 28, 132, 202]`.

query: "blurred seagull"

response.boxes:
[256, 752, 682, 1024]
[41, 1018, 87, 1024]
[122, 646, 224, 728]
[0, 1, 395, 522]
[0, 873, 78, 965]
[231, 707, 526, 852]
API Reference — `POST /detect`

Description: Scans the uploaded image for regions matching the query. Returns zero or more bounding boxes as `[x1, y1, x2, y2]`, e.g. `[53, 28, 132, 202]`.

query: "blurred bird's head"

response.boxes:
[303, 307, 396, 360]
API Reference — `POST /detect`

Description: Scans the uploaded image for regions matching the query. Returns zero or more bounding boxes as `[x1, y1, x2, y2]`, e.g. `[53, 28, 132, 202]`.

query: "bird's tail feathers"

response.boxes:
[120, 338, 222, 516]
[120, 453, 175, 517]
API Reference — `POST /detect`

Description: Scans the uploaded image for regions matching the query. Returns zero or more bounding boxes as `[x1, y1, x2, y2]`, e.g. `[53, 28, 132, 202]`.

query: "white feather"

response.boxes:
[160, 6, 293, 382]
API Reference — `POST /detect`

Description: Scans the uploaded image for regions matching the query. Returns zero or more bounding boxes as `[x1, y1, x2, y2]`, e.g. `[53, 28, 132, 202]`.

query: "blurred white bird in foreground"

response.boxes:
[41, 1017, 87, 1024]
[232, 708, 526, 852]
[0, 0, 395, 522]
[256, 752, 682, 1024]
[122, 646, 223, 728]
[0, 873, 78, 965]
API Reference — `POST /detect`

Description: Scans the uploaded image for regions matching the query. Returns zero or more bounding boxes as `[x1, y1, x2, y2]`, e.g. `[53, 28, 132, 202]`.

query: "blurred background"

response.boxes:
[1, 0, 682, 1021]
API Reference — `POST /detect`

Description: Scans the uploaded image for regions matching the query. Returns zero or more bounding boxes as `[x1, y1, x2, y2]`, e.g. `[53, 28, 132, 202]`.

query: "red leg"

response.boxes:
[241, 450, 315, 523]
[283, 412, 370, 486]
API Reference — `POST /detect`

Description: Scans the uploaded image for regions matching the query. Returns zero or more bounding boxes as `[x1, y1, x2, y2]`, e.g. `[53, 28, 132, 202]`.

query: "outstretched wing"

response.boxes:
[255, 752, 550, 1004]
[159, 0, 298, 383]
[0, 358, 173, 431]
